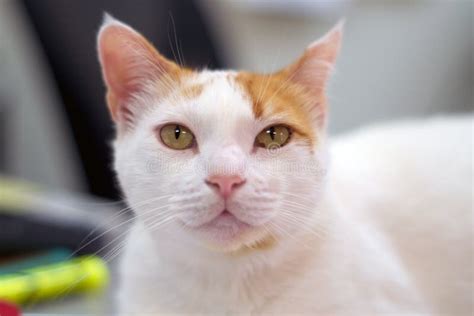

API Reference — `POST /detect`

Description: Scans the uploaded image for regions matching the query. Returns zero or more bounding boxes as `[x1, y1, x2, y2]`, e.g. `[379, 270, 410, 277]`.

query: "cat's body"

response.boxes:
[96, 16, 472, 315]
[118, 116, 472, 315]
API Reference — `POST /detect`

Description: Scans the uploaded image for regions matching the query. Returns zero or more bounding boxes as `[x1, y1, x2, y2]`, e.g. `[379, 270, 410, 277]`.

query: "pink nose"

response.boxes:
[206, 175, 246, 199]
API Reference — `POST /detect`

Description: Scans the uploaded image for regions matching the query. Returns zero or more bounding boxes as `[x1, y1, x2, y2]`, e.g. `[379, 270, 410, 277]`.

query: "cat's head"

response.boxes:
[97, 15, 342, 253]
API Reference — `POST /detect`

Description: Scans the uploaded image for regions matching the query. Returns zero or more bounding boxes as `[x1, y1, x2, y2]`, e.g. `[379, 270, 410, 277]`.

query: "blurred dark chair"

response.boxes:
[21, 0, 224, 199]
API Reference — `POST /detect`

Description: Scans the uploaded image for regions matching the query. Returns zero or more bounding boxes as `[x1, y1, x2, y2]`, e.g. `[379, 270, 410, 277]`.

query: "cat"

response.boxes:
[97, 14, 472, 315]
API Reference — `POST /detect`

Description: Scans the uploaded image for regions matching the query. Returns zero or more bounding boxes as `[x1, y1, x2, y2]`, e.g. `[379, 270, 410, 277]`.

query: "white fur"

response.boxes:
[113, 68, 472, 315]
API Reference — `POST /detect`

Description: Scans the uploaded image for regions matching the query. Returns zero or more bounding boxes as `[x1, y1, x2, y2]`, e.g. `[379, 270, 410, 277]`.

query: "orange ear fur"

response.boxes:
[236, 21, 343, 138]
[284, 21, 343, 127]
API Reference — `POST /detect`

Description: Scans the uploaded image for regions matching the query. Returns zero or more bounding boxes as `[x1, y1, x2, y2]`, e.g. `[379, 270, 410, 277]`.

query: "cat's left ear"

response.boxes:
[285, 21, 343, 127]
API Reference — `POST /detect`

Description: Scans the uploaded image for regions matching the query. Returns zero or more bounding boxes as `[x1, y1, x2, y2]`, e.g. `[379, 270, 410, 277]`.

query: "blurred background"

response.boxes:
[0, 0, 472, 314]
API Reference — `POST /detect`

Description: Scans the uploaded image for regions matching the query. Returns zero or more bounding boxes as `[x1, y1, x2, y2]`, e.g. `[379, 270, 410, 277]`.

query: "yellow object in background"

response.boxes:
[0, 256, 109, 305]
[0, 176, 37, 211]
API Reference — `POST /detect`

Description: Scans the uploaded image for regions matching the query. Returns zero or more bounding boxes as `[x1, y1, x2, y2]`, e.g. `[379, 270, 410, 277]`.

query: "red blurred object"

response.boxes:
[0, 301, 20, 316]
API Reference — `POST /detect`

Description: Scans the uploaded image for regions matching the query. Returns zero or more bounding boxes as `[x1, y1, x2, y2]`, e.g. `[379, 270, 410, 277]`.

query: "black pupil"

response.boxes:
[174, 125, 181, 139]
[267, 126, 276, 141]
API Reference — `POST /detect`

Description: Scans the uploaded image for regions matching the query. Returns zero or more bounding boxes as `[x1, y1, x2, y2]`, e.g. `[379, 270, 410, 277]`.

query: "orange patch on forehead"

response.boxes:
[148, 69, 200, 104]
[235, 71, 321, 145]
[179, 83, 204, 99]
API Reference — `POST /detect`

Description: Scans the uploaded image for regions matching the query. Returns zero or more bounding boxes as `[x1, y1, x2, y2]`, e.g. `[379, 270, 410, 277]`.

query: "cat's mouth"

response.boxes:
[203, 210, 250, 228]
[187, 209, 252, 240]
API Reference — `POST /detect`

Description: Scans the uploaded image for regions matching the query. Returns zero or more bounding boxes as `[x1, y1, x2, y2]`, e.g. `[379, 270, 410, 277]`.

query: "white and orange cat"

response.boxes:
[97, 15, 472, 315]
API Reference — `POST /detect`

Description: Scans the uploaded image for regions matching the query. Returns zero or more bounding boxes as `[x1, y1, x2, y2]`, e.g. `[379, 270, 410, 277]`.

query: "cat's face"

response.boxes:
[98, 15, 342, 252]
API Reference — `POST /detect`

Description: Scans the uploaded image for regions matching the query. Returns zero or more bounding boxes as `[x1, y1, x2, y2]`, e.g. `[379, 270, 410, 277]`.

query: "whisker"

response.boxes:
[277, 210, 327, 239]
[280, 199, 315, 210]
[102, 209, 175, 259]
[145, 214, 179, 232]
[267, 221, 313, 250]
[279, 191, 322, 204]
[71, 202, 173, 257]
[75, 195, 173, 255]
[168, 12, 184, 66]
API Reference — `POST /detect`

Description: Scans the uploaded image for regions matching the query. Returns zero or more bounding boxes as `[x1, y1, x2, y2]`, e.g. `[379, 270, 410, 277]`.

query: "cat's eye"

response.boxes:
[255, 125, 291, 149]
[159, 124, 195, 150]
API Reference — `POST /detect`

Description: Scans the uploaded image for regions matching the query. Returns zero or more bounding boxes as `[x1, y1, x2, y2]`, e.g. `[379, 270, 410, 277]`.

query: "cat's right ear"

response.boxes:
[97, 14, 180, 123]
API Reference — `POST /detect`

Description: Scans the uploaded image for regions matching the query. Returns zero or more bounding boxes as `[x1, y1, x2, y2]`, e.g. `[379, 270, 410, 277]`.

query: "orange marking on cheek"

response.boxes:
[250, 234, 278, 250]
[231, 233, 278, 256]
[235, 71, 319, 146]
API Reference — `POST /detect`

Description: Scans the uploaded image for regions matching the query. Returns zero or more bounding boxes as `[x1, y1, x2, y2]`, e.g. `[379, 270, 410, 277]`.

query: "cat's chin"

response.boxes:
[183, 210, 262, 251]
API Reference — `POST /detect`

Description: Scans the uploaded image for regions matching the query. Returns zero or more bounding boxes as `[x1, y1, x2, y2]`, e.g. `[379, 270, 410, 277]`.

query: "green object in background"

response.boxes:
[0, 255, 109, 305]
[0, 248, 72, 275]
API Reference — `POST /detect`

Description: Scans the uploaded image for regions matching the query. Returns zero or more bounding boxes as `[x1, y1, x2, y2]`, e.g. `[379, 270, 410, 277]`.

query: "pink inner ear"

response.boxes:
[97, 21, 177, 123]
[101, 41, 137, 99]
[99, 25, 152, 95]
[98, 24, 143, 121]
